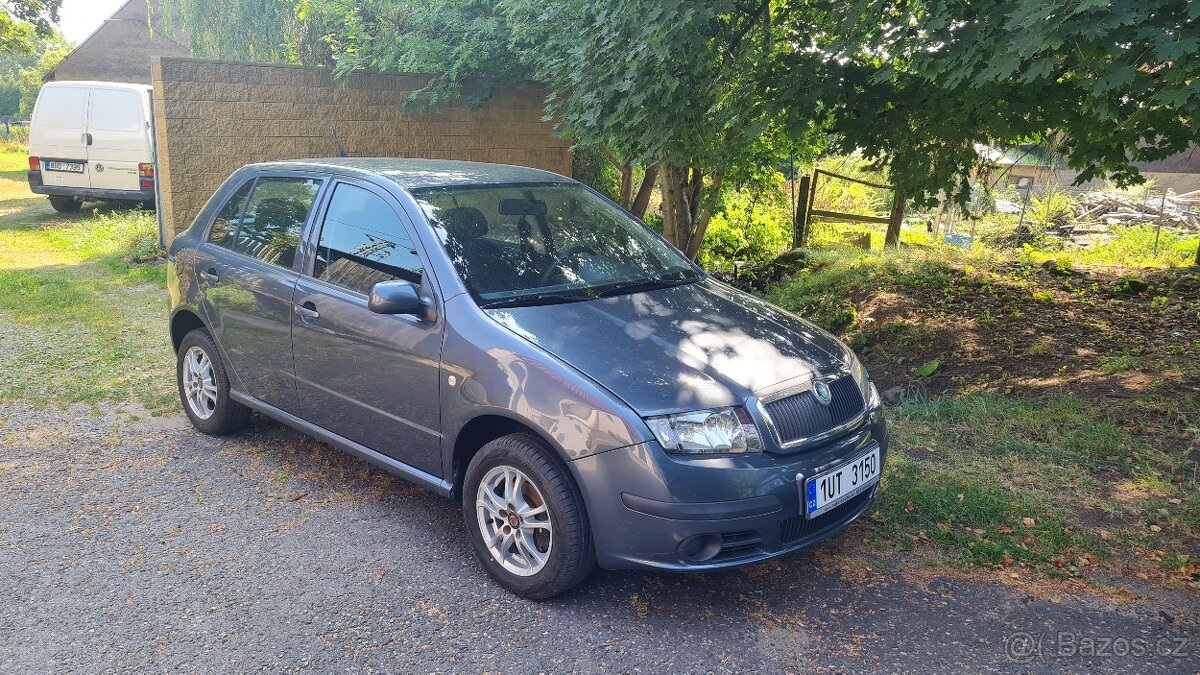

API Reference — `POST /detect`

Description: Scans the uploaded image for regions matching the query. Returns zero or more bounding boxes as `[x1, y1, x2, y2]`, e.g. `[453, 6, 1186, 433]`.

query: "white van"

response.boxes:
[27, 81, 157, 212]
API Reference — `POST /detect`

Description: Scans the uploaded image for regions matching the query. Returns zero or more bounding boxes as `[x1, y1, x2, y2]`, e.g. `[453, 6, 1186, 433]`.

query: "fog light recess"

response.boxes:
[677, 533, 723, 563]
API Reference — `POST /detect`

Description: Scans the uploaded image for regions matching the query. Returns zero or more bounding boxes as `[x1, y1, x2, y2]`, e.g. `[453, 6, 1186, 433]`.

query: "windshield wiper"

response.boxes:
[595, 272, 699, 298]
[478, 291, 594, 309]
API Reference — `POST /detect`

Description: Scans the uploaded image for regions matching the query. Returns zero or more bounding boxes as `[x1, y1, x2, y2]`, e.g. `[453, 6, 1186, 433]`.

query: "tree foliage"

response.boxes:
[155, 0, 323, 63]
[0, 28, 69, 116]
[1, 0, 61, 54]
[174, 0, 1199, 256]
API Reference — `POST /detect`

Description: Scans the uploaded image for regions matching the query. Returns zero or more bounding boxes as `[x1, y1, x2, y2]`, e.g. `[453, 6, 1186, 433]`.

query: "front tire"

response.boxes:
[463, 434, 595, 599]
[177, 328, 250, 435]
[48, 196, 81, 213]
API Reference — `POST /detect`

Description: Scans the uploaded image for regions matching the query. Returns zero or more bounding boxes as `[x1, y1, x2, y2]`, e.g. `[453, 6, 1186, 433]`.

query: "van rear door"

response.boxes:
[87, 87, 150, 193]
[30, 85, 92, 190]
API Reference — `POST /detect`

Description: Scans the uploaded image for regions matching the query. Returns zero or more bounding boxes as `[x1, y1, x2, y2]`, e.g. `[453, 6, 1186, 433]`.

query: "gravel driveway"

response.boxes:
[2, 403, 1197, 672]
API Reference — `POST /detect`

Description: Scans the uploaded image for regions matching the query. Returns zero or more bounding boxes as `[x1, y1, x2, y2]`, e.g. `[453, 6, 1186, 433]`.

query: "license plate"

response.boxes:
[45, 161, 85, 173]
[803, 445, 881, 519]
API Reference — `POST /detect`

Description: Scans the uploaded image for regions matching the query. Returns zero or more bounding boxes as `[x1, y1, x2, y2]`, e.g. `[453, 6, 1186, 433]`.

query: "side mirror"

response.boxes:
[368, 280, 425, 316]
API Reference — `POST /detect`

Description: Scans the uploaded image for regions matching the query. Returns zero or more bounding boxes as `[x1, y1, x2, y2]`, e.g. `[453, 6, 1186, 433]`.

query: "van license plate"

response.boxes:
[45, 161, 84, 173]
[803, 445, 880, 519]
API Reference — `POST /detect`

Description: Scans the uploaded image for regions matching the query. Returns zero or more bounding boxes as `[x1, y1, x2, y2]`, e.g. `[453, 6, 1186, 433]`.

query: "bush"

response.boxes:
[1030, 189, 1078, 227]
[699, 185, 792, 274]
[0, 125, 29, 154]
[1020, 225, 1200, 269]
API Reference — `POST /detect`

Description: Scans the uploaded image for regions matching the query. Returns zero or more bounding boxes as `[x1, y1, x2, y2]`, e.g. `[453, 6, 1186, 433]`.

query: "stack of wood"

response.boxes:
[1074, 190, 1200, 230]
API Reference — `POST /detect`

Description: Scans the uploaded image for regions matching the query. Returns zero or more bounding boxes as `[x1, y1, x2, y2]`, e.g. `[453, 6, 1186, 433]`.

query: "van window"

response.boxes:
[314, 183, 423, 295]
[35, 87, 88, 129]
[230, 177, 323, 268]
[89, 89, 144, 132]
[208, 180, 255, 247]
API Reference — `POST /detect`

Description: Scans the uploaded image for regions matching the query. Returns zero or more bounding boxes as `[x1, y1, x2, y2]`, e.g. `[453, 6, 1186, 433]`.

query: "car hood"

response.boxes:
[484, 278, 849, 416]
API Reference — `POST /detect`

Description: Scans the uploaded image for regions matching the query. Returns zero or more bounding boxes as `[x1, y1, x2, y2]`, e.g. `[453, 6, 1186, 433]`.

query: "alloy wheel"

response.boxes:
[182, 345, 218, 420]
[476, 465, 553, 576]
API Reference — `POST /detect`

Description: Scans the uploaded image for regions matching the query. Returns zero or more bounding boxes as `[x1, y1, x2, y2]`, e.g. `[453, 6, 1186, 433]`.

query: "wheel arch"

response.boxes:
[450, 414, 573, 499]
[170, 307, 208, 353]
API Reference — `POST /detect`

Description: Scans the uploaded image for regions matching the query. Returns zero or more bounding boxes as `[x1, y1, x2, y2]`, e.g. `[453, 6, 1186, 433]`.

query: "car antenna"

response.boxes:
[332, 131, 349, 158]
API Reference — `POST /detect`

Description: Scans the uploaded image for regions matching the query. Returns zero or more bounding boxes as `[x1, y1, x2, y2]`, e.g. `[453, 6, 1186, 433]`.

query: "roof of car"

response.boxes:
[246, 158, 573, 190]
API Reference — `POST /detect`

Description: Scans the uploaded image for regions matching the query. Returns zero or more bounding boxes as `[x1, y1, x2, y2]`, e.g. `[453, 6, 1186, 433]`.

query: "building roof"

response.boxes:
[1133, 144, 1200, 175]
[45, 0, 189, 85]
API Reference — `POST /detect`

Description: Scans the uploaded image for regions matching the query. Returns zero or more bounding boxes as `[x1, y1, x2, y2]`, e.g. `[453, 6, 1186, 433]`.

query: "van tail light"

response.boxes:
[27, 156, 42, 186]
[139, 163, 155, 190]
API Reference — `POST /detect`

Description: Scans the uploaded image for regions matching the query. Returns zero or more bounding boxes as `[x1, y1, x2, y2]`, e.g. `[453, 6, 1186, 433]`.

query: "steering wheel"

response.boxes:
[538, 245, 597, 285]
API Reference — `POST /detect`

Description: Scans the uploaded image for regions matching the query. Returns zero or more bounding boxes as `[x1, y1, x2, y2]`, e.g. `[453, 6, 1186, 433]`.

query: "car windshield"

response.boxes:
[413, 182, 701, 308]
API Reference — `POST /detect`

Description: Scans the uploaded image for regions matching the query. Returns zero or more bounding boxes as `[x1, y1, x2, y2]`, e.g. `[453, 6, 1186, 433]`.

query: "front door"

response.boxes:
[196, 174, 326, 411]
[292, 181, 444, 476]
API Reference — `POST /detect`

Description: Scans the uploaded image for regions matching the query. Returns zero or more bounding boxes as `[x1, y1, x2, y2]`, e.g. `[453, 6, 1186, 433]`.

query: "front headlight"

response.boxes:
[646, 407, 763, 455]
[844, 345, 881, 409]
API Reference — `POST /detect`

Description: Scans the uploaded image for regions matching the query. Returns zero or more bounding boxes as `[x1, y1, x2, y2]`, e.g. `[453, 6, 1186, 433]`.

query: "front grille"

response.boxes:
[763, 376, 865, 445]
[779, 489, 874, 544]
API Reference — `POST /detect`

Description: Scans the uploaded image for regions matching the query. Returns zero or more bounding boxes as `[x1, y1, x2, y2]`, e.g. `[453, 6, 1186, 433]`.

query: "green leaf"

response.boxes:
[916, 360, 941, 378]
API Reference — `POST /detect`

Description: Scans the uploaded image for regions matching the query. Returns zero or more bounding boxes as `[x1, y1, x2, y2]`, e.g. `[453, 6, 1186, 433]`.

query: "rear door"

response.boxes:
[291, 180, 444, 475]
[30, 85, 91, 189]
[86, 87, 150, 192]
[196, 174, 326, 412]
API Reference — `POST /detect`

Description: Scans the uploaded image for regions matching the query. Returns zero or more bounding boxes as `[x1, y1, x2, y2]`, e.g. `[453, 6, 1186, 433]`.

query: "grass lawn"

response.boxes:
[0, 149, 174, 413]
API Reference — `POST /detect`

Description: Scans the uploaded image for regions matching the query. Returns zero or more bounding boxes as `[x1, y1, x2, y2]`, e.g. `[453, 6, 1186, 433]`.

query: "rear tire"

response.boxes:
[177, 328, 250, 435]
[48, 196, 81, 213]
[463, 433, 595, 599]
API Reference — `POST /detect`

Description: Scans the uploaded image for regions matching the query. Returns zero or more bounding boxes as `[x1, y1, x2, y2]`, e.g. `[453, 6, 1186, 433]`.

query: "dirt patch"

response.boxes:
[851, 265, 1199, 401]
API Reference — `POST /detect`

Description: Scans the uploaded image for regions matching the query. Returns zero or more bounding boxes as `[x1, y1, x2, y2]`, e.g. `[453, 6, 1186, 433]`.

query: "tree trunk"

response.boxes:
[658, 162, 725, 260]
[659, 164, 687, 246]
[884, 192, 906, 249]
[684, 168, 726, 259]
[617, 165, 633, 209]
[602, 146, 634, 210]
[630, 165, 658, 218]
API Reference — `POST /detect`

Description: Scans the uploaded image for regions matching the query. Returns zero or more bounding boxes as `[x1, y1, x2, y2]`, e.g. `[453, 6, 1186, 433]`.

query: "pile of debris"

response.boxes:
[1075, 190, 1200, 230]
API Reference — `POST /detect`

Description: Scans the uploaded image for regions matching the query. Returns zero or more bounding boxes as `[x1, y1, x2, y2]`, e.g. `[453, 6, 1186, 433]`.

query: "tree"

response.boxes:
[0, 28, 68, 116]
[1, 0, 60, 54]
[173, 0, 1199, 257]
[300, 0, 783, 256]
[769, 0, 1200, 207]
[155, 0, 323, 64]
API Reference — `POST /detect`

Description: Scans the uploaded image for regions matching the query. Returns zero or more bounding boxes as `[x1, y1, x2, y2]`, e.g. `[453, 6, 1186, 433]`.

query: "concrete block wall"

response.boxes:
[152, 58, 571, 241]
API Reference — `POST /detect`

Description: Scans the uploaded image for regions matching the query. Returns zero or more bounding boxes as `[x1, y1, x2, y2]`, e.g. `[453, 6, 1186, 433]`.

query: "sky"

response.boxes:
[57, 0, 129, 44]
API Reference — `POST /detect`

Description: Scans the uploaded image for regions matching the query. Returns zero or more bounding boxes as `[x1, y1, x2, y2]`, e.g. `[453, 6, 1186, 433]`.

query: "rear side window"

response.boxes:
[34, 87, 88, 129]
[207, 181, 254, 247]
[229, 177, 323, 268]
[89, 89, 144, 132]
[314, 183, 423, 295]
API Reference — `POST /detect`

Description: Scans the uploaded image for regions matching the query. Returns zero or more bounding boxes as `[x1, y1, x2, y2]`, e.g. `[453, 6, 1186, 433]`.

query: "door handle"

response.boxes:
[200, 269, 219, 285]
[296, 302, 320, 320]
[83, 133, 93, 146]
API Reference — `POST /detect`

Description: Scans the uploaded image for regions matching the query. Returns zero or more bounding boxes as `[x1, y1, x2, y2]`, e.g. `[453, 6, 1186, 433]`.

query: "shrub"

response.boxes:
[1030, 189, 1078, 227]
[699, 184, 792, 274]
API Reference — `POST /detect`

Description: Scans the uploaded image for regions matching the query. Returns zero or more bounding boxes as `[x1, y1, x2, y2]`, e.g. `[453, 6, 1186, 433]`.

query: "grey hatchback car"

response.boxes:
[167, 158, 887, 598]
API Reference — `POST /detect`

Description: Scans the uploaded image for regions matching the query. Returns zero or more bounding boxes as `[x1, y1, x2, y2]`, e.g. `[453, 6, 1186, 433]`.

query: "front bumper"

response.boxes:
[571, 408, 888, 571]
